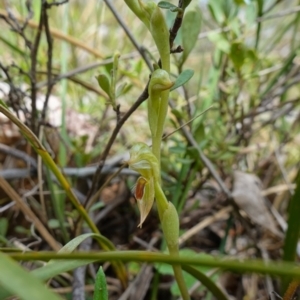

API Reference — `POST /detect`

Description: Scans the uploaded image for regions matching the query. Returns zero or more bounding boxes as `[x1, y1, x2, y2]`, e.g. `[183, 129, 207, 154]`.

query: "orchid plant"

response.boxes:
[124, 0, 191, 299]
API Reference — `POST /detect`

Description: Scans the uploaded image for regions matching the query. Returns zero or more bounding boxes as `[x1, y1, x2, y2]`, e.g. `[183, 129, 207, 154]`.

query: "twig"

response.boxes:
[41, 0, 55, 122]
[0, 5, 32, 49]
[257, 5, 300, 22]
[0, 143, 37, 168]
[169, 0, 184, 49]
[86, 164, 128, 212]
[30, 2, 44, 134]
[162, 106, 214, 141]
[0, 177, 60, 251]
[46, 0, 69, 8]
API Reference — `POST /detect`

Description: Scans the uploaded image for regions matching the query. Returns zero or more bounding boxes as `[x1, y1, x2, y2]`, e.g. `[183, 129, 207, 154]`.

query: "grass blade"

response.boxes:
[0, 252, 62, 300]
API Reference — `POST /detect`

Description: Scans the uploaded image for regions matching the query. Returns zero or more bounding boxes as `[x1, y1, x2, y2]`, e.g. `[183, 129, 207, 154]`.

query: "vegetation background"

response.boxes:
[0, 0, 300, 299]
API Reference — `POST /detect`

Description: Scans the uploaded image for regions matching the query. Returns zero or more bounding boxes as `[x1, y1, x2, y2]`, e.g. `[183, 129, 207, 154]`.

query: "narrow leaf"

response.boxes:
[0, 252, 62, 300]
[94, 266, 108, 300]
[96, 74, 111, 97]
[170, 69, 194, 91]
[158, 1, 179, 11]
[181, 8, 202, 64]
[282, 169, 300, 289]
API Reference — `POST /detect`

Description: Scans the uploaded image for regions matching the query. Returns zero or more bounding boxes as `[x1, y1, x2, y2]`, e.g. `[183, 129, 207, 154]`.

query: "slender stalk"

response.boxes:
[155, 183, 190, 300]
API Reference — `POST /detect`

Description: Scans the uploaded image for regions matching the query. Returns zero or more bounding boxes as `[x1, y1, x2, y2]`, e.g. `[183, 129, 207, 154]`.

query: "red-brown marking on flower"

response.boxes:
[135, 177, 147, 200]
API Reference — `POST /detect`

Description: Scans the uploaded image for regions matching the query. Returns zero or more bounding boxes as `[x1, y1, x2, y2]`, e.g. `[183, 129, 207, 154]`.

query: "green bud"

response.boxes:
[161, 202, 179, 252]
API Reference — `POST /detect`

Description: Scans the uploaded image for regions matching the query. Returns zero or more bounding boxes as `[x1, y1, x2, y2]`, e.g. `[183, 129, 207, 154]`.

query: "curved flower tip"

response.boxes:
[127, 143, 159, 227]
[134, 176, 155, 228]
[127, 142, 159, 179]
[150, 69, 174, 92]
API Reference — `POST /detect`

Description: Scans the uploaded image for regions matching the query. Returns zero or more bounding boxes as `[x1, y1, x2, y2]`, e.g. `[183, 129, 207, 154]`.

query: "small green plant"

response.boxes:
[124, 0, 193, 298]
[94, 266, 108, 300]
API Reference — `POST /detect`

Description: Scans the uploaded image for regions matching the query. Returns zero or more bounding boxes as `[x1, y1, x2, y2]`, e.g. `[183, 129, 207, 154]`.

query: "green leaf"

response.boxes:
[181, 8, 202, 64]
[193, 122, 205, 144]
[229, 41, 246, 71]
[94, 266, 108, 300]
[282, 169, 300, 290]
[182, 0, 193, 10]
[0, 35, 27, 57]
[29, 234, 116, 282]
[116, 82, 129, 98]
[96, 74, 111, 97]
[0, 218, 8, 236]
[208, 32, 230, 54]
[171, 108, 185, 119]
[170, 69, 194, 91]
[158, 1, 181, 12]
[208, 1, 225, 24]
[0, 252, 63, 300]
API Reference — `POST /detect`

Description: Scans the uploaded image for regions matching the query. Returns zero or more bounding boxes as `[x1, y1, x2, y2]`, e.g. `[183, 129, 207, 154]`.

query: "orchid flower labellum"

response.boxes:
[127, 143, 159, 227]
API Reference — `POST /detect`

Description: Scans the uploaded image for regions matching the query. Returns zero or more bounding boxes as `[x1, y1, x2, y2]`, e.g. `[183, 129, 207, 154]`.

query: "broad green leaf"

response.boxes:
[94, 266, 108, 300]
[0, 252, 62, 300]
[96, 74, 111, 97]
[181, 8, 202, 64]
[170, 69, 194, 91]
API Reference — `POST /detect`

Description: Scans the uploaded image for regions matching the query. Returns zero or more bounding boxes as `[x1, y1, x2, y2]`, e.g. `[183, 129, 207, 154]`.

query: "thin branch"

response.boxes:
[46, 0, 68, 8]
[41, 0, 55, 122]
[258, 4, 300, 21]
[169, 0, 184, 50]
[30, 1, 44, 134]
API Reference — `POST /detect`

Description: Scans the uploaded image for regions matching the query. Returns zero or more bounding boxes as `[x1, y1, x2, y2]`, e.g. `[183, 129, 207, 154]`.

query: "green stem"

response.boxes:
[154, 182, 190, 300]
[172, 264, 190, 300]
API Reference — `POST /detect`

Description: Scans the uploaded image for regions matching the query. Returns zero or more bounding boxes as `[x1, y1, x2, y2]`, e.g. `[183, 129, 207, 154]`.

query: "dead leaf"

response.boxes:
[232, 170, 282, 237]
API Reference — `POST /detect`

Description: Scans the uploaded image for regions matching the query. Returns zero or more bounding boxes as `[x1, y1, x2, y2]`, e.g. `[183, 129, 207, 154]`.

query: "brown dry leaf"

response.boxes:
[232, 170, 281, 237]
